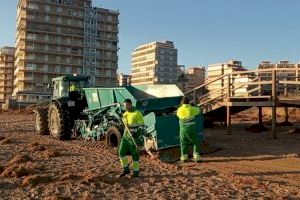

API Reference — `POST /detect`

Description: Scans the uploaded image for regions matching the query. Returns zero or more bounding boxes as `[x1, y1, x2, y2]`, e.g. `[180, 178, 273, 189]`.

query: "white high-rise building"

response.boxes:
[131, 41, 178, 85]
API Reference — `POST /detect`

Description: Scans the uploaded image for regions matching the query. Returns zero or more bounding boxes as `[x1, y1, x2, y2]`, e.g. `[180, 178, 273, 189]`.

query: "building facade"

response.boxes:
[0, 47, 15, 107]
[117, 73, 131, 86]
[14, 0, 119, 103]
[185, 67, 205, 92]
[207, 60, 251, 97]
[131, 41, 178, 85]
[258, 61, 300, 95]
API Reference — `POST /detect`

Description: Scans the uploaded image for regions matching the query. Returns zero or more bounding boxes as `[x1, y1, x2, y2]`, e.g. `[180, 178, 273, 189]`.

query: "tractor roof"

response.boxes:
[52, 75, 90, 82]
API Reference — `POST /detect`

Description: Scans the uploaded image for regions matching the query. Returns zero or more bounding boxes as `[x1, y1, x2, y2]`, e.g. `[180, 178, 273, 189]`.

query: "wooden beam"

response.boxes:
[278, 81, 300, 85]
[226, 101, 274, 107]
[258, 107, 263, 124]
[229, 95, 271, 99]
[272, 70, 277, 139]
[226, 106, 231, 135]
[233, 81, 272, 86]
[231, 67, 300, 75]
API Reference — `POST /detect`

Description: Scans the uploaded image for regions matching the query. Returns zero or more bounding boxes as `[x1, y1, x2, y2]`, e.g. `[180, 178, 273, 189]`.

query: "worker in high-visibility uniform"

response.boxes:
[69, 82, 78, 92]
[177, 96, 202, 162]
[119, 99, 144, 178]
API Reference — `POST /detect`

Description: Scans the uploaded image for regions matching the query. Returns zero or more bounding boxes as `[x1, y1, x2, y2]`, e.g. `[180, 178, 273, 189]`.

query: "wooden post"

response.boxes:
[226, 106, 231, 135]
[284, 107, 289, 123]
[284, 77, 288, 97]
[258, 74, 261, 96]
[283, 77, 288, 124]
[226, 74, 231, 135]
[296, 69, 299, 91]
[193, 90, 196, 105]
[227, 74, 231, 98]
[258, 107, 262, 125]
[272, 70, 277, 139]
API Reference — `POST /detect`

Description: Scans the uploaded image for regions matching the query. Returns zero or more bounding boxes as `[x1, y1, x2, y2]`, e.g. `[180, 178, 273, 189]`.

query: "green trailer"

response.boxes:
[76, 84, 183, 152]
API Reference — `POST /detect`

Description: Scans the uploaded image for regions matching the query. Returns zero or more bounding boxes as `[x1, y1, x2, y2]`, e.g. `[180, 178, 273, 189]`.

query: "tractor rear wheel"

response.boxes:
[34, 108, 49, 135]
[106, 125, 123, 154]
[48, 103, 72, 140]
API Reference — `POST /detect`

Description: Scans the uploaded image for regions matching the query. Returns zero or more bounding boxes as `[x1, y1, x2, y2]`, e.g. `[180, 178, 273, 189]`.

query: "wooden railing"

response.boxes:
[185, 68, 300, 110]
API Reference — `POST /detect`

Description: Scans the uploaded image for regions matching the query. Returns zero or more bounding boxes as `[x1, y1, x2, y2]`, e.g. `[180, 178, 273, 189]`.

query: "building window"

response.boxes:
[55, 66, 60, 72]
[27, 3, 38, 9]
[45, 5, 50, 12]
[66, 66, 71, 73]
[66, 0, 73, 5]
[43, 65, 48, 72]
[44, 35, 49, 42]
[57, 7, 62, 13]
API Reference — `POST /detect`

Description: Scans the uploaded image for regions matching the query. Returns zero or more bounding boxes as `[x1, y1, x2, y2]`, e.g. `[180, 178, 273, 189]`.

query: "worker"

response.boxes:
[69, 82, 78, 92]
[177, 96, 203, 163]
[119, 99, 144, 178]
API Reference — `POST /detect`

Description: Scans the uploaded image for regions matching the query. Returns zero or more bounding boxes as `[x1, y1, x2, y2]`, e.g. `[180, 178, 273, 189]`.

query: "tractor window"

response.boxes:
[71, 80, 89, 88]
[61, 81, 69, 96]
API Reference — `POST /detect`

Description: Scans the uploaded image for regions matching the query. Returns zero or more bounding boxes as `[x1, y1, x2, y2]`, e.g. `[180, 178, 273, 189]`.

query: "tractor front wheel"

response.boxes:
[48, 103, 72, 140]
[106, 126, 122, 154]
[34, 108, 49, 135]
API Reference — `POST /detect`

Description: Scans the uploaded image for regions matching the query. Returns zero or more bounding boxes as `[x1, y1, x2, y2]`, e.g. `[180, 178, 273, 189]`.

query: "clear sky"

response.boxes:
[1, 0, 300, 74]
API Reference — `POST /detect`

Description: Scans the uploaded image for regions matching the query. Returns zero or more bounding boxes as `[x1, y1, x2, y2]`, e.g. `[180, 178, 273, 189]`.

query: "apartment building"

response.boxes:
[131, 41, 178, 85]
[117, 73, 131, 86]
[207, 60, 251, 97]
[0, 47, 15, 108]
[186, 67, 205, 92]
[258, 61, 300, 95]
[14, 0, 119, 103]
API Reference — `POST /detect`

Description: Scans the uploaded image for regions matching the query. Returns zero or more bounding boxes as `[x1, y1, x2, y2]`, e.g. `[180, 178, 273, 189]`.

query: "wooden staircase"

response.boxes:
[184, 68, 300, 138]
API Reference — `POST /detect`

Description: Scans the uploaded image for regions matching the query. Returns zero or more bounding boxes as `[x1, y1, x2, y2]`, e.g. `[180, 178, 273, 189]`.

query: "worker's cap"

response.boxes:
[124, 99, 132, 104]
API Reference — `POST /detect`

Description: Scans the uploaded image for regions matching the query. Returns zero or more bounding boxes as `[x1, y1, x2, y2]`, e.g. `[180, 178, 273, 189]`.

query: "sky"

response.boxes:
[1, 0, 300, 74]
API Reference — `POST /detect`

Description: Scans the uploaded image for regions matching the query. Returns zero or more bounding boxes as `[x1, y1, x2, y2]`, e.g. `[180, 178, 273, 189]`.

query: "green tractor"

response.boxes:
[34, 74, 186, 154]
[34, 75, 91, 140]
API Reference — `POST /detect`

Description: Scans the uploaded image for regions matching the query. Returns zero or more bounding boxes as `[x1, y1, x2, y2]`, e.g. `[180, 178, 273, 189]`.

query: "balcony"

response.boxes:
[13, 77, 19, 85]
[18, 77, 34, 82]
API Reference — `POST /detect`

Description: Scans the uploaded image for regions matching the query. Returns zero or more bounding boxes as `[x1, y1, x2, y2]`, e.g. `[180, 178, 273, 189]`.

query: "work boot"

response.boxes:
[180, 159, 188, 163]
[132, 171, 139, 178]
[194, 157, 205, 163]
[119, 167, 130, 178]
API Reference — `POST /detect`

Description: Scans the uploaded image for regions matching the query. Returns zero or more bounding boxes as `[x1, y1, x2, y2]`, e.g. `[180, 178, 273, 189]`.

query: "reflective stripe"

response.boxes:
[181, 117, 195, 123]
[120, 156, 129, 168]
[180, 154, 188, 161]
[132, 161, 139, 172]
[128, 124, 143, 128]
[182, 121, 195, 126]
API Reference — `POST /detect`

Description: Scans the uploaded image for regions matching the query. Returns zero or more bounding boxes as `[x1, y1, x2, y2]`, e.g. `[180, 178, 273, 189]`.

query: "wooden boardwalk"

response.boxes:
[185, 68, 300, 138]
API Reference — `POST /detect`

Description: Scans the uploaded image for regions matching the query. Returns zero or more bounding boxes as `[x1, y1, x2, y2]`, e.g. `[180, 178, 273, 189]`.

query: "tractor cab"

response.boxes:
[51, 75, 91, 99]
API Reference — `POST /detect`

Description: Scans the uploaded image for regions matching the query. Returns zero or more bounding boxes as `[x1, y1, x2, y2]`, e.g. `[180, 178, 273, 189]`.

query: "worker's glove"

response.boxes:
[137, 125, 146, 132]
[137, 126, 147, 137]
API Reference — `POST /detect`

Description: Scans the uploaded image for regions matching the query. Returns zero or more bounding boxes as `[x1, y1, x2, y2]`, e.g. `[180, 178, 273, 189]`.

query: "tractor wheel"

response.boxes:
[48, 103, 72, 140]
[106, 126, 123, 154]
[34, 108, 49, 135]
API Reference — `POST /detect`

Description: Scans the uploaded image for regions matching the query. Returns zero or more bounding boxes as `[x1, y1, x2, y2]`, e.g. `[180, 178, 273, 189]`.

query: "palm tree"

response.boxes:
[177, 73, 189, 93]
